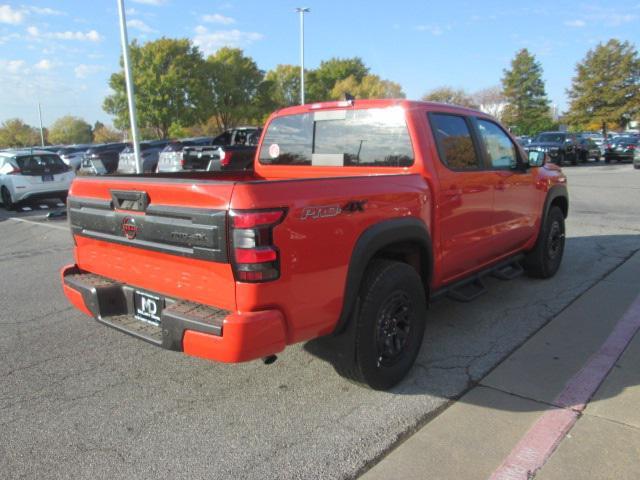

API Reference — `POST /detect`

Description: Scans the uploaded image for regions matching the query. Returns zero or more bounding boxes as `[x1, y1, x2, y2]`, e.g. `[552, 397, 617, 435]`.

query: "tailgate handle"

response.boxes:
[111, 190, 149, 212]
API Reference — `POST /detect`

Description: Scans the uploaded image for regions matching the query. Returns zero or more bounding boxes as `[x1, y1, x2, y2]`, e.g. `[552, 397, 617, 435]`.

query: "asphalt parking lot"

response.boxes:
[1, 162, 639, 480]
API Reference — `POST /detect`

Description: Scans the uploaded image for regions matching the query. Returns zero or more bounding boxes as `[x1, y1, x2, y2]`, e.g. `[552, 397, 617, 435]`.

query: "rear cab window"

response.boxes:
[259, 107, 414, 167]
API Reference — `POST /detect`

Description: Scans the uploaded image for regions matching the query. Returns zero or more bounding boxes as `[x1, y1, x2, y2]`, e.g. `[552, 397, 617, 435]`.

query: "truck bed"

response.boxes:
[67, 171, 431, 341]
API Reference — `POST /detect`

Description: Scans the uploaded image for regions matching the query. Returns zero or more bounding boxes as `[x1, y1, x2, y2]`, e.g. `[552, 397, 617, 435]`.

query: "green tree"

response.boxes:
[93, 124, 122, 143]
[422, 87, 478, 108]
[566, 39, 640, 133]
[48, 116, 93, 145]
[103, 38, 210, 138]
[306, 57, 369, 102]
[331, 74, 405, 100]
[205, 47, 264, 129]
[265, 64, 301, 107]
[0, 118, 41, 148]
[502, 49, 553, 135]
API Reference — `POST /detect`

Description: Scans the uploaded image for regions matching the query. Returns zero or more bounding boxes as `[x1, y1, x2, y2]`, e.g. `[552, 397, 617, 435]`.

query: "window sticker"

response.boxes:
[268, 143, 280, 158]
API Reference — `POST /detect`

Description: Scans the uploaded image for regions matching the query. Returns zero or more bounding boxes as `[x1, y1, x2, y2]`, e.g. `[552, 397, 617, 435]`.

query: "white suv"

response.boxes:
[0, 150, 75, 210]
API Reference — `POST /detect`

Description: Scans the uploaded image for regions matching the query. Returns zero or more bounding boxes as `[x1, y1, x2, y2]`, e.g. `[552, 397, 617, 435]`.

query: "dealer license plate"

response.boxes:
[134, 290, 163, 325]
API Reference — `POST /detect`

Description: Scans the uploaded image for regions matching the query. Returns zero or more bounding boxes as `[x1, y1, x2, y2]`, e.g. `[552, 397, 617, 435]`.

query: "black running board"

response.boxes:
[431, 255, 525, 303]
[447, 278, 487, 302]
[492, 262, 524, 281]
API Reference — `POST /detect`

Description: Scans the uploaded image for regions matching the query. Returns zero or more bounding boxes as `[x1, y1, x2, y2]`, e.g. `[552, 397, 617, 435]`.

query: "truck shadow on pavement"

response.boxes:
[305, 234, 640, 411]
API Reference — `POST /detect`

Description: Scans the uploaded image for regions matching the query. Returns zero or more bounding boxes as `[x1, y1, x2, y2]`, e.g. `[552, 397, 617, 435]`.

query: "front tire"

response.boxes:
[523, 206, 565, 278]
[335, 260, 427, 390]
[1, 187, 15, 210]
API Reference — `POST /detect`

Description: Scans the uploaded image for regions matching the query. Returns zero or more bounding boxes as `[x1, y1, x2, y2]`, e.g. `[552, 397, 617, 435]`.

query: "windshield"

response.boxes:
[535, 133, 565, 143]
[259, 107, 414, 167]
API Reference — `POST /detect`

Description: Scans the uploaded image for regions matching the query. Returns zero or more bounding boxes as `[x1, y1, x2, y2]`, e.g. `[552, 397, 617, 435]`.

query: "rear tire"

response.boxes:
[1, 187, 15, 210]
[523, 206, 565, 279]
[334, 260, 427, 390]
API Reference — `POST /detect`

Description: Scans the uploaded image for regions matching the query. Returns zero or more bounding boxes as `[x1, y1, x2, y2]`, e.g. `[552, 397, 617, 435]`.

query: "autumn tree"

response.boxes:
[103, 38, 210, 138]
[0, 119, 41, 148]
[501, 49, 553, 135]
[93, 124, 122, 143]
[331, 74, 405, 100]
[48, 116, 93, 145]
[422, 87, 478, 108]
[565, 39, 640, 133]
[306, 57, 369, 102]
[205, 47, 264, 130]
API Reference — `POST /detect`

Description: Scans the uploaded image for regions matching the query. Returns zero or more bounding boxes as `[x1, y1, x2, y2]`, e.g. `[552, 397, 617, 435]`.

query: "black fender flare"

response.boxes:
[333, 217, 433, 335]
[534, 184, 569, 246]
[543, 184, 568, 218]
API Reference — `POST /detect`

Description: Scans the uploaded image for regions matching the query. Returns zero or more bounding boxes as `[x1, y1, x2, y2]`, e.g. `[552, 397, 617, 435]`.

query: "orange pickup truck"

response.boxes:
[61, 99, 568, 389]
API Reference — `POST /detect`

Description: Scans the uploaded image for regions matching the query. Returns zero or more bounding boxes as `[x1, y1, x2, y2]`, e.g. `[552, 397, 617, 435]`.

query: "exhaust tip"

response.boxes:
[262, 355, 277, 365]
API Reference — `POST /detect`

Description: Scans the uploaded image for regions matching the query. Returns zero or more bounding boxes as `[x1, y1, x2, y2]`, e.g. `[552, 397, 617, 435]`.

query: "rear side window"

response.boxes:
[476, 119, 518, 169]
[259, 107, 414, 167]
[429, 113, 480, 170]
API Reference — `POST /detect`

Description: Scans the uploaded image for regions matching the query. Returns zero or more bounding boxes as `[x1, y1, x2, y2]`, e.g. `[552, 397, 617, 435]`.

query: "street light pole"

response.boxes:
[295, 7, 310, 105]
[116, 0, 142, 174]
[37, 101, 45, 147]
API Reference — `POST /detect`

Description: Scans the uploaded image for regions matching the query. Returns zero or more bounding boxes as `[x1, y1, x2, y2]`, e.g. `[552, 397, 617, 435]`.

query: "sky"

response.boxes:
[0, 0, 639, 128]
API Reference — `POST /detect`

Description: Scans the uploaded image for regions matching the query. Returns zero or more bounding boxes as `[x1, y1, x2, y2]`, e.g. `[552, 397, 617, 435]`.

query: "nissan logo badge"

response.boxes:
[122, 217, 138, 240]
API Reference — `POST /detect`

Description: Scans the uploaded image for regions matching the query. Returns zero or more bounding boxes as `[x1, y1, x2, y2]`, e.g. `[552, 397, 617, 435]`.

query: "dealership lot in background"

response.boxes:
[1, 163, 639, 479]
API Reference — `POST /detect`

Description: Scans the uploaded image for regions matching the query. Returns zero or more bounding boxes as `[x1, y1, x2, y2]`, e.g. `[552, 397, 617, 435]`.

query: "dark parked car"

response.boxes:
[528, 132, 579, 165]
[604, 137, 639, 163]
[57, 144, 92, 171]
[116, 139, 170, 174]
[576, 136, 601, 162]
[157, 128, 261, 172]
[155, 137, 215, 173]
[181, 127, 262, 171]
[80, 143, 128, 174]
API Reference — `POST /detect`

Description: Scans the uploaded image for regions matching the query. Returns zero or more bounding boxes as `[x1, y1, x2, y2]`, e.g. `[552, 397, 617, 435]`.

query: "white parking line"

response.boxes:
[5, 216, 69, 231]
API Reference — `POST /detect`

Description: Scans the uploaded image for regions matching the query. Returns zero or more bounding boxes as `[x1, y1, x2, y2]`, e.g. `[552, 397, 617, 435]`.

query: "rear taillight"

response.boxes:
[220, 149, 232, 167]
[230, 209, 286, 283]
[180, 152, 186, 167]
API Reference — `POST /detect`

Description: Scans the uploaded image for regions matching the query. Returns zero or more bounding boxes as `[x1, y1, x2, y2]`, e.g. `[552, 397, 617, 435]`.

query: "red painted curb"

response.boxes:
[489, 294, 640, 480]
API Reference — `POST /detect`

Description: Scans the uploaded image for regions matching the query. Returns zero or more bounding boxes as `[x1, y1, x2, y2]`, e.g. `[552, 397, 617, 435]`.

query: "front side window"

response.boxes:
[259, 107, 414, 167]
[429, 113, 480, 170]
[476, 119, 518, 169]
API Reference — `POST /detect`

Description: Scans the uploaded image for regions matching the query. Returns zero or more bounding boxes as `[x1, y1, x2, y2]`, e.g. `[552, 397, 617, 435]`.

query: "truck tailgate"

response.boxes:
[68, 176, 237, 310]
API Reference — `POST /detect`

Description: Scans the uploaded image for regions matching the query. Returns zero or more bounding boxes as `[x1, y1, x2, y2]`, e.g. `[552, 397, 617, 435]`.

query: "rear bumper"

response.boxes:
[14, 189, 68, 202]
[61, 264, 286, 363]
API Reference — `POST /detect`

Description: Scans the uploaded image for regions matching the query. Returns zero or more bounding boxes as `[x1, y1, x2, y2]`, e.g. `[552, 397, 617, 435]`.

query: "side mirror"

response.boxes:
[527, 150, 546, 167]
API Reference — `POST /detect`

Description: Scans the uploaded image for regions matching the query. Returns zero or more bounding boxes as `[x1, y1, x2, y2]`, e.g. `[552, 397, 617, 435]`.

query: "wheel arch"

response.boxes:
[547, 184, 568, 219]
[333, 217, 433, 335]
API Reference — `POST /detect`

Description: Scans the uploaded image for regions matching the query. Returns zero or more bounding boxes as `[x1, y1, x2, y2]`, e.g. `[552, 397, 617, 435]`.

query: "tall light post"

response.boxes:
[295, 7, 310, 105]
[116, 0, 142, 174]
[37, 101, 45, 147]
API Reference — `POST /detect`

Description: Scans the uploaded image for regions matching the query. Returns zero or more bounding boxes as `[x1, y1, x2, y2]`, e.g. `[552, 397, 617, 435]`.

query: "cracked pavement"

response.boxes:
[1, 163, 639, 479]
